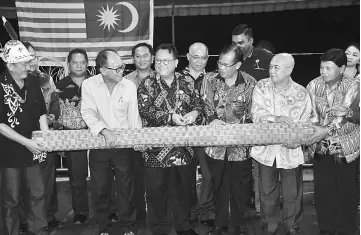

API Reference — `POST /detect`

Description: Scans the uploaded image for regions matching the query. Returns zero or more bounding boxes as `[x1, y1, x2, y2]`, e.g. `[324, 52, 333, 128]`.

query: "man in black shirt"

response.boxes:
[232, 24, 273, 218]
[55, 49, 90, 225]
[0, 40, 48, 235]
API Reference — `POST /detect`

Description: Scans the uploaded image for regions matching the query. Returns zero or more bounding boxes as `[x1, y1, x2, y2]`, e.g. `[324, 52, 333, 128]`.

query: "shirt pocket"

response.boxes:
[113, 97, 129, 118]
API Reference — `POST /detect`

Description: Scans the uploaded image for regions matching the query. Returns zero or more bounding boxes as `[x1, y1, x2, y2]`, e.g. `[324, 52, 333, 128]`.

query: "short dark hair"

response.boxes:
[67, 48, 88, 64]
[256, 40, 275, 54]
[320, 48, 347, 68]
[155, 44, 178, 59]
[132, 43, 154, 57]
[346, 42, 360, 52]
[95, 49, 117, 72]
[232, 24, 253, 39]
[219, 43, 243, 64]
[21, 41, 35, 51]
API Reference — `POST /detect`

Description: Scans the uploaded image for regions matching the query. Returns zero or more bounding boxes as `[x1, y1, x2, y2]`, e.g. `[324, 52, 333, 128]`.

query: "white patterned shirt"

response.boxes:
[250, 78, 312, 169]
[81, 74, 142, 136]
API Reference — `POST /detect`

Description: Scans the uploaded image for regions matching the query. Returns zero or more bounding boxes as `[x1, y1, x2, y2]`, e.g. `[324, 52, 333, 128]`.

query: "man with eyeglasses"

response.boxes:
[251, 53, 312, 235]
[180, 42, 215, 227]
[232, 24, 273, 217]
[201, 44, 257, 235]
[81, 49, 142, 235]
[124, 42, 155, 229]
[138, 43, 202, 235]
[55, 48, 90, 225]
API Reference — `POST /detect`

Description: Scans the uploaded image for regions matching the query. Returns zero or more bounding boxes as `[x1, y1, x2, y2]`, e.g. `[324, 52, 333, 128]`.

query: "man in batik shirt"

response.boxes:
[56, 49, 89, 225]
[202, 44, 256, 235]
[138, 44, 202, 235]
[251, 53, 312, 235]
[181, 42, 215, 226]
[306, 49, 360, 235]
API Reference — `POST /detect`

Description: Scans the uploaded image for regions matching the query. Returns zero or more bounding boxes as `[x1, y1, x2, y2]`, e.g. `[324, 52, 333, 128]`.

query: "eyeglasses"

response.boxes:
[217, 61, 238, 68]
[269, 65, 289, 72]
[105, 64, 126, 74]
[154, 59, 176, 66]
[189, 54, 208, 62]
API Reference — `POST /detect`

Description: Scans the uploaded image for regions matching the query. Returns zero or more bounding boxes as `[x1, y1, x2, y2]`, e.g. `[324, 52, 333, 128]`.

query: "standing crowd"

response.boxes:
[0, 24, 359, 235]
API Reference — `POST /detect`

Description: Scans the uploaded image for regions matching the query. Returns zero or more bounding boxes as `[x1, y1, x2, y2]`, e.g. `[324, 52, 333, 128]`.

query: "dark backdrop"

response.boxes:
[0, 5, 359, 87]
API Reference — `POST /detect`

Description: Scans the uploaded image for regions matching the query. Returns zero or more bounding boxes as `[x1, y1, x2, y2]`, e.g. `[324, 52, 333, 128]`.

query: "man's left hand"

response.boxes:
[183, 111, 199, 125]
[305, 125, 329, 146]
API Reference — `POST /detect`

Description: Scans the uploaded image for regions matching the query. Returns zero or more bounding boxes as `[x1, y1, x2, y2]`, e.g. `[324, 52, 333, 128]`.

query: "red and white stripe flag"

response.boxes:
[15, 0, 154, 65]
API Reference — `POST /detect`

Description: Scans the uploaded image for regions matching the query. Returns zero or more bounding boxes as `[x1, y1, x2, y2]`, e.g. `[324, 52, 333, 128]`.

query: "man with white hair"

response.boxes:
[181, 42, 215, 226]
[251, 53, 312, 235]
[0, 40, 48, 235]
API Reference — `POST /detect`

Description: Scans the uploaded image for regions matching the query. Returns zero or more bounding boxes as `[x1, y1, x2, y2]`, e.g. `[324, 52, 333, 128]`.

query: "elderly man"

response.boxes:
[181, 42, 215, 226]
[81, 49, 142, 235]
[0, 40, 48, 235]
[306, 49, 360, 235]
[251, 53, 312, 235]
[202, 44, 256, 235]
[137, 43, 202, 235]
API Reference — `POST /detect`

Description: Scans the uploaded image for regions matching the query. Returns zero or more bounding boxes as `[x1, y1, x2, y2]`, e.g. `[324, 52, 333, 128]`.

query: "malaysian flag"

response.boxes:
[15, 0, 153, 65]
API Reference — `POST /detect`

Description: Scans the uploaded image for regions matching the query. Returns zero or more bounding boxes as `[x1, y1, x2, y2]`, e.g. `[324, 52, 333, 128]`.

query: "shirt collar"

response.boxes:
[216, 70, 245, 87]
[2, 70, 28, 92]
[182, 67, 206, 79]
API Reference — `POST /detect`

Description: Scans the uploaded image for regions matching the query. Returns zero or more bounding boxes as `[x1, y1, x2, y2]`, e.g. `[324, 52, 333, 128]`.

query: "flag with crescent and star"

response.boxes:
[15, 0, 153, 65]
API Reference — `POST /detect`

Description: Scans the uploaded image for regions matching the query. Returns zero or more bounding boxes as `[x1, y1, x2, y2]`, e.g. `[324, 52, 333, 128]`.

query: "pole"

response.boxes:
[171, 0, 175, 45]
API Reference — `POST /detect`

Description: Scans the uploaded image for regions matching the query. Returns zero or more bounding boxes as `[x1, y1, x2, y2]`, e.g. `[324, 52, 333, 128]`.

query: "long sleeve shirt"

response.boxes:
[201, 70, 257, 161]
[137, 72, 203, 168]
[81, 74, 142, 136]
[250, 78, 312, 169]
[306, 75, 360, 163]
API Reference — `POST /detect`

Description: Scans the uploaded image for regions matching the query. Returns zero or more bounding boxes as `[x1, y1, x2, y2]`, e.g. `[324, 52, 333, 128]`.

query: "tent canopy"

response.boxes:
[0, 0, 358, 19]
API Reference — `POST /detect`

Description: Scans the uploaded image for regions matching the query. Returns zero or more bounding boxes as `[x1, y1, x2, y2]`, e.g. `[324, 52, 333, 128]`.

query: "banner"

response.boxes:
[15, 0, 153, 65]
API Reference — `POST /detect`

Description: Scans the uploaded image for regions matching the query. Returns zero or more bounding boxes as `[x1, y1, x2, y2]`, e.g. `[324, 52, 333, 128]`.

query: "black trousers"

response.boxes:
[259, 162, 303, 234]
[66, 150, 89, 217]
[313, 154, 359, 235]
[190, 147, 215, 221]
[132, 151, 146, 227]
[1, 164, 48, 235]
[41, 152, 58, 221]
[89, 149, 136, 229]
[145, 163, 195, 235]
[207, 155, 252, 227]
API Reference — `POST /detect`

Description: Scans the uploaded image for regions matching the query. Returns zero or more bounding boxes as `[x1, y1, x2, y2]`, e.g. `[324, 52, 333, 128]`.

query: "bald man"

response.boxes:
[250, 54, 312, 235]
[181, 43, 215, 226]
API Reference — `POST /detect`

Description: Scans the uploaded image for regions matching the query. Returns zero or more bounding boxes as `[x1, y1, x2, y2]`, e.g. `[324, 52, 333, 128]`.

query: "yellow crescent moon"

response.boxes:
[116, 2, 139, 33]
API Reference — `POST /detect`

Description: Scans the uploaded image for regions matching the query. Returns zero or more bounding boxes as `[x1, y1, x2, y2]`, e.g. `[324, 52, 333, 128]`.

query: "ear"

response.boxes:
[340, 65, 346, 74]
[99, 67, 107, 76]
[235, 61, 242, 70]
[186, 53, 190, 61]
[151, 55, 154, 63]
[249, 37, 254, 45]
[7, 63, 15, 72]
[174, 59, 179, 68]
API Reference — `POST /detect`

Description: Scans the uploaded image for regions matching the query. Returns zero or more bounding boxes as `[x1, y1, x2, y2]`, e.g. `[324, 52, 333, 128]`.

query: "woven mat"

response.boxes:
[32, 123, 314, 151]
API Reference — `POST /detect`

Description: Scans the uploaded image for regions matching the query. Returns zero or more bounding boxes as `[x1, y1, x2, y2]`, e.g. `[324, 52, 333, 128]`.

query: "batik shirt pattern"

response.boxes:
[201, 70, 257, 161]
[138, 72, 203, 167]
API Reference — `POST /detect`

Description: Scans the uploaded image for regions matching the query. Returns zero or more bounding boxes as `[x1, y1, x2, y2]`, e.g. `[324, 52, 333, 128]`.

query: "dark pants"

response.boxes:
[66, 150, 89, 217]
[259, 161, 303, 234]
[42, 152, 58, 221]
[207, 155, 252, 227]
[132, 151, 146, 227]
[313, 154, 359, 235]
[190, 147, 215, 221]
[145, 163, 195, 235]
[1, 164, 48, 235]
[89, 149, 136, 230]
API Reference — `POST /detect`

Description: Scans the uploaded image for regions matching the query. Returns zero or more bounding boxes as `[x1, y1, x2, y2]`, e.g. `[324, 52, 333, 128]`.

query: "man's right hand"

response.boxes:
[172, 114, 186, 126]
[24, 139, 45, 154]
[274, 116, 294, 124]
[101, 129, 117, 148]
[210, 119, 226, 130]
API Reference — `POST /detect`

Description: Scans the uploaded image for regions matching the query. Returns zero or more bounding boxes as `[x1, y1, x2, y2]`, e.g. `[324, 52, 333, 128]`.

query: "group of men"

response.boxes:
[0, 23, 359, 235]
